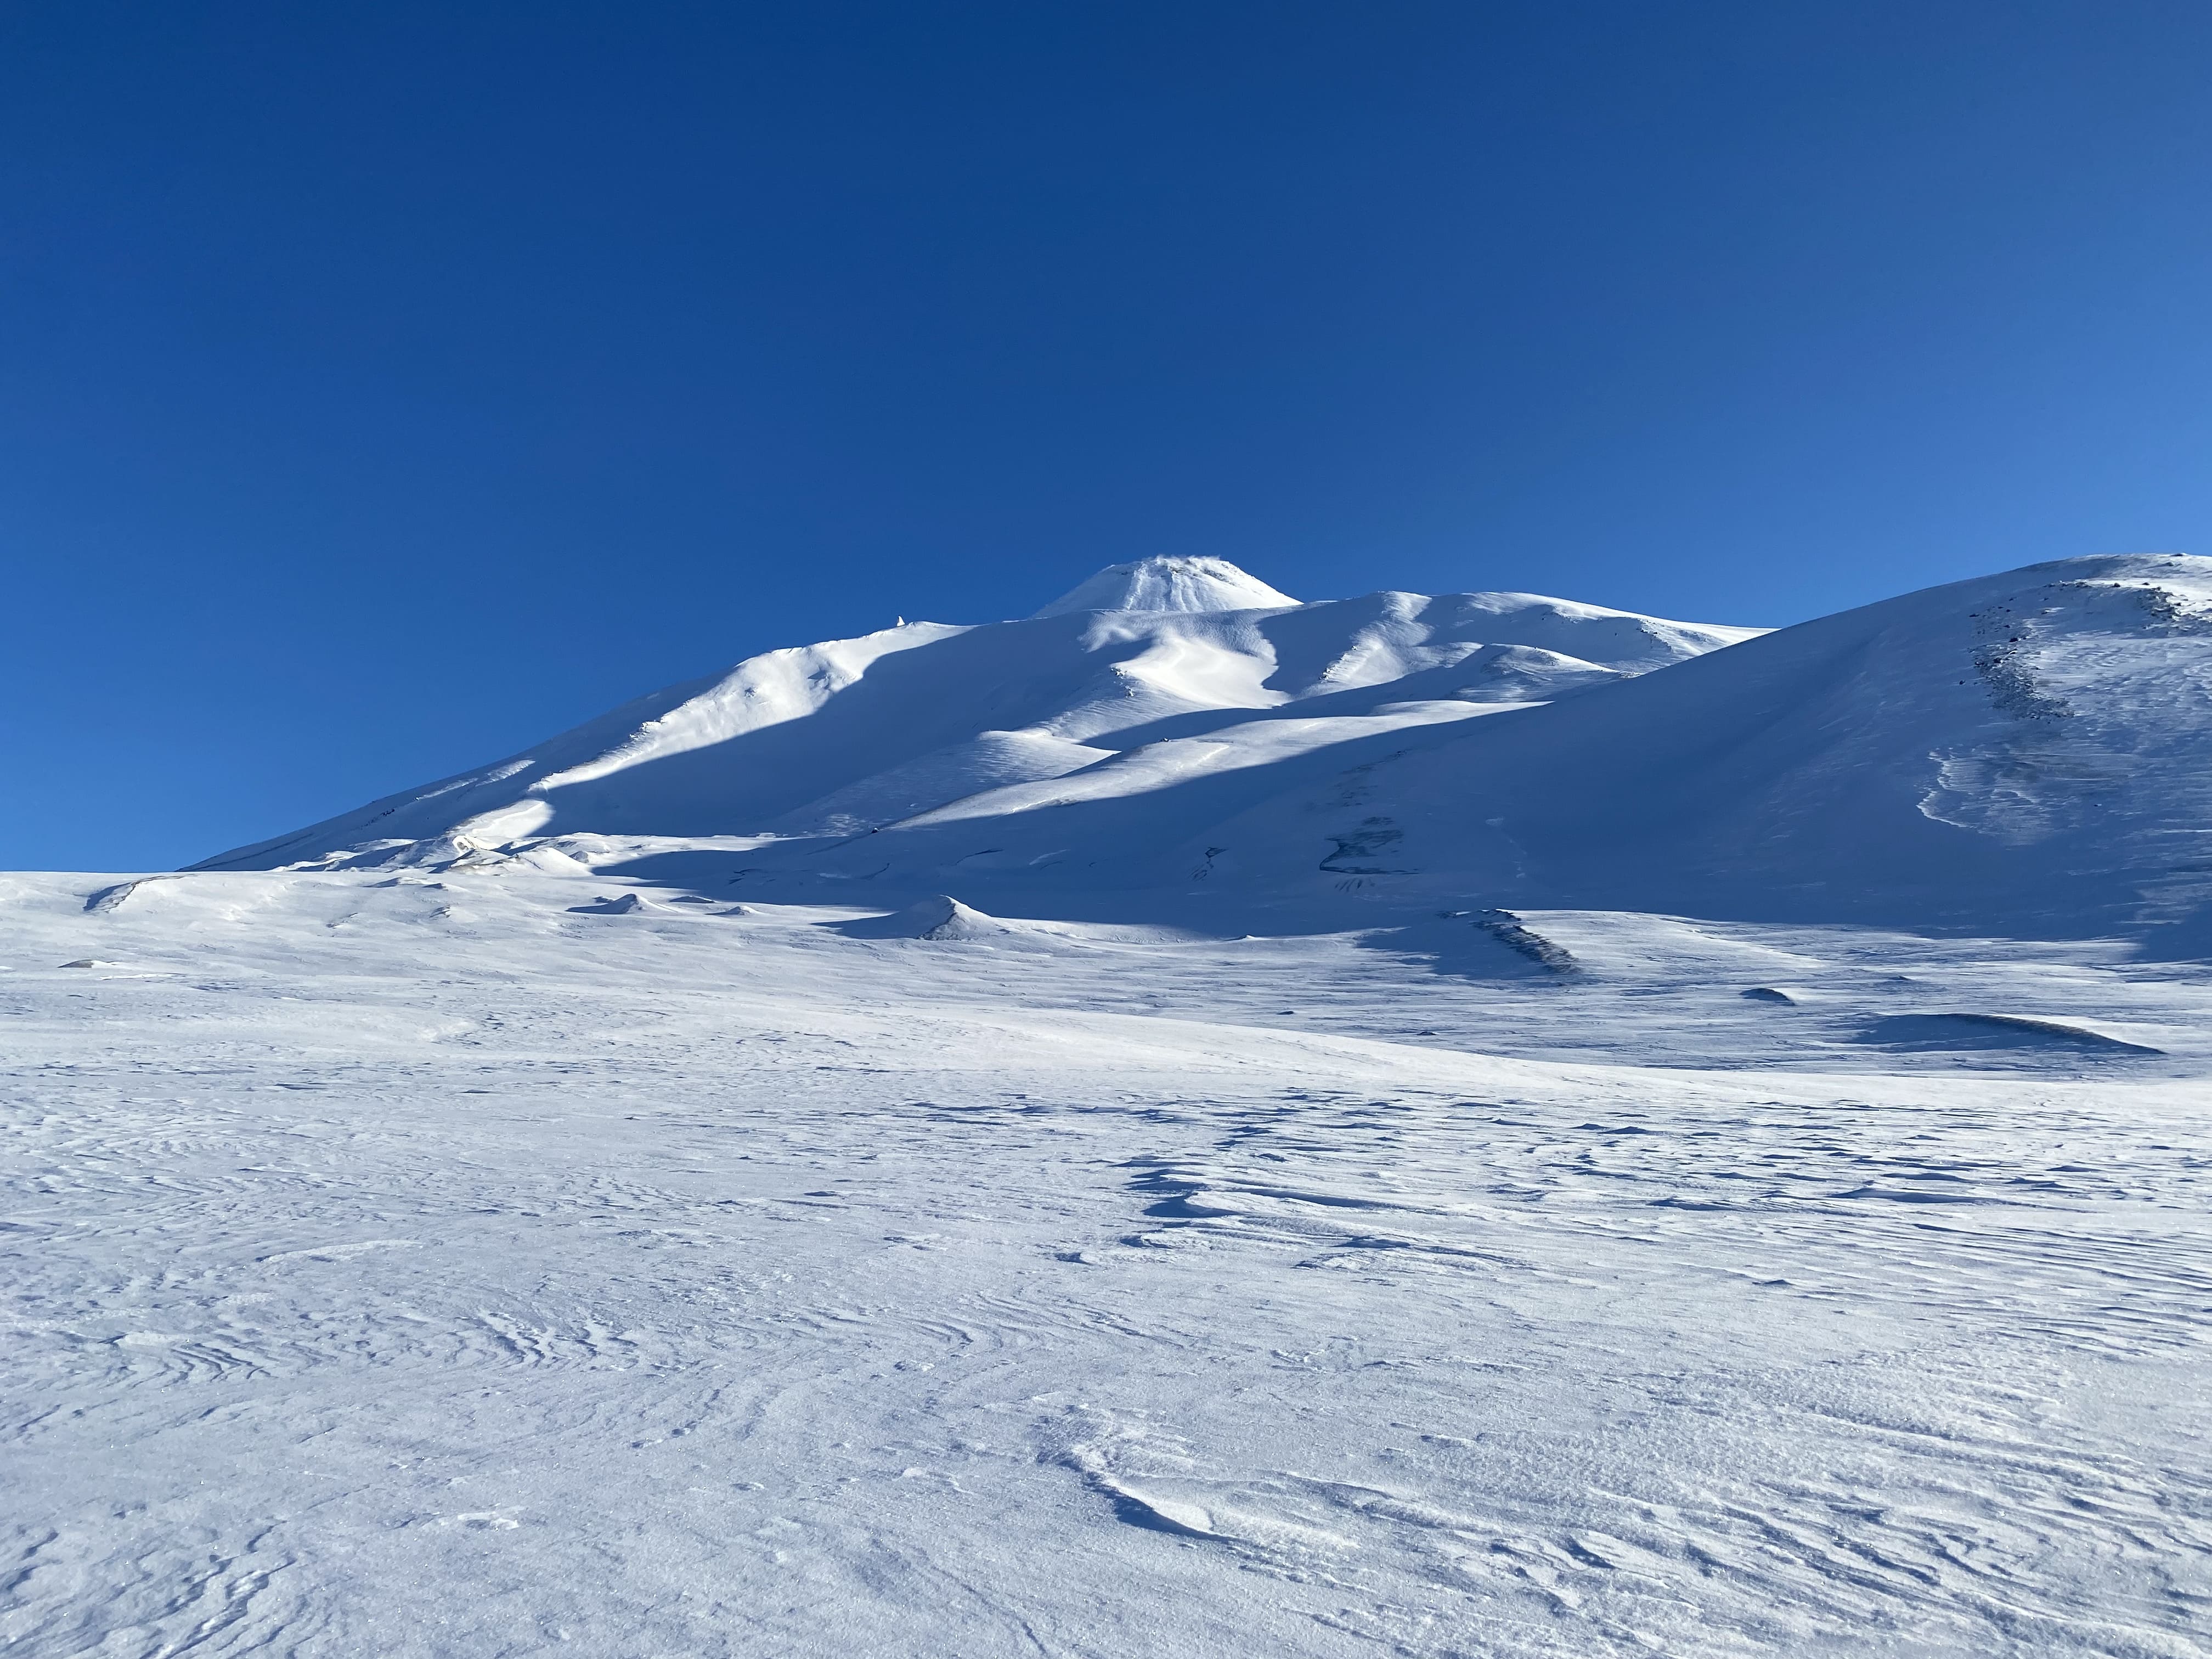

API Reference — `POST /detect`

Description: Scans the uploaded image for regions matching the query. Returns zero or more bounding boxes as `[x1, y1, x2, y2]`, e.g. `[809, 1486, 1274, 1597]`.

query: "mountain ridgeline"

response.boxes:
[198, 554, 2212, 948]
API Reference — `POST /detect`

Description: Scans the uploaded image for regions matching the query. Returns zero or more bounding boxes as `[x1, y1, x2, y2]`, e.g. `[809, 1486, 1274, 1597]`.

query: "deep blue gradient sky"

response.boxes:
[7, 3, 2212, 871]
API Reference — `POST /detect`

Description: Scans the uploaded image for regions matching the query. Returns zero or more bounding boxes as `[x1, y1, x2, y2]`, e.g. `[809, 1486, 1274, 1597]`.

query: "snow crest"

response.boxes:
[1031, 556, 1299, 617]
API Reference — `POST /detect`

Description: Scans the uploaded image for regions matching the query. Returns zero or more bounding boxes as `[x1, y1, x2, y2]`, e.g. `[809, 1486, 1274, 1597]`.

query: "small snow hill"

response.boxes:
[194, 556, 1755, 872]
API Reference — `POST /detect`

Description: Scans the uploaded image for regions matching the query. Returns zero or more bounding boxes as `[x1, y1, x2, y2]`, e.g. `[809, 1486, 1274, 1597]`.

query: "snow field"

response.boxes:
[3, 869, 2207, 1656]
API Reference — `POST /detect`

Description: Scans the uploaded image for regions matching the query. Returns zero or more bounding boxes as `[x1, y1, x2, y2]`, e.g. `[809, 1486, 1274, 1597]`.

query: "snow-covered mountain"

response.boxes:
[195, 555, 1757, 868]
[26, 549, 2212, 1657]
[197, 551, 2212, 949]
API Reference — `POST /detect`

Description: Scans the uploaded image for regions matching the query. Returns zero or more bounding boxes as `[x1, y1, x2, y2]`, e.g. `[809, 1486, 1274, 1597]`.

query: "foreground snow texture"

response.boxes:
[6, 873, 2210, 1657]
[9, 556, 2212, 1654]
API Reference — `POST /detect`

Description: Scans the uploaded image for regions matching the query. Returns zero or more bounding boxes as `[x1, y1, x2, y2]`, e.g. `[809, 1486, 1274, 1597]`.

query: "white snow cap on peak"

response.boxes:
[1032, 556, 1299, 618]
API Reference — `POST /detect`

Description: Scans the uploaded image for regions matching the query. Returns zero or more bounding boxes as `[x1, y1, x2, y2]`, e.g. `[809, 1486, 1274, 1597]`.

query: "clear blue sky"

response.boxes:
[7, 2, 2212, 871]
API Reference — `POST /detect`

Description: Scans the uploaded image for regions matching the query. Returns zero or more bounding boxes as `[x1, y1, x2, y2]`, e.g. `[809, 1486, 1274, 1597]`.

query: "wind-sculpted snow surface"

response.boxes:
[2, 868, 2208, 1657]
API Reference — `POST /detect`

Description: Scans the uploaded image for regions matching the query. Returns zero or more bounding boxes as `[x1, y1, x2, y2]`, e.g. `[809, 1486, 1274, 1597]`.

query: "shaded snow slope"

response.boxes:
[196, 560, 1752, 869]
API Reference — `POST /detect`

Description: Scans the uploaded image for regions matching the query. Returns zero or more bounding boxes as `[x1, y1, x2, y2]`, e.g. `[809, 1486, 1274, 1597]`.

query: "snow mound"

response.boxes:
[842, 895, 1012, 940]
[1860, 1013, 2163, 1055]
[1031, 556, 1297, 618]
[83, 879, 173, 915]
[567, 893, 652, 916]
[517, 845, 591, 876]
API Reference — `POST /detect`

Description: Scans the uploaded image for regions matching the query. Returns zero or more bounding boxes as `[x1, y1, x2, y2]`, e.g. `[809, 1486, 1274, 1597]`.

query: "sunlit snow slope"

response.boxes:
[198, 552, 2212, 950]
[1229, 552, 2212, 942]
[195, 556, 1754, 870]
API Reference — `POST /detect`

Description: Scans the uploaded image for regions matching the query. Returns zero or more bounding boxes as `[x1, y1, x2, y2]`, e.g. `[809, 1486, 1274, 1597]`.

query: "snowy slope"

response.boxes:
[1222, 552, 2212, 940]
[195, 552, 2212, 950]
[195, 558, 1755, 868]
[672, 554, 2212, 949]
